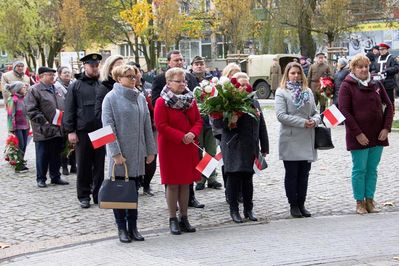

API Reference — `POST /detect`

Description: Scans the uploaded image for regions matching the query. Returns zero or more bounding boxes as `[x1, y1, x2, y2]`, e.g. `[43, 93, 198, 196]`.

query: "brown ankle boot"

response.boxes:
[365, 199, 380, 213]
[356, 200, 367, 214]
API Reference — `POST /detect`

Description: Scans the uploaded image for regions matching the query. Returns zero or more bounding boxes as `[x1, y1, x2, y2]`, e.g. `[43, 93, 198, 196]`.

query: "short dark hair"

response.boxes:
[167, 50, 181, 61]
[57, 66, 69, 75]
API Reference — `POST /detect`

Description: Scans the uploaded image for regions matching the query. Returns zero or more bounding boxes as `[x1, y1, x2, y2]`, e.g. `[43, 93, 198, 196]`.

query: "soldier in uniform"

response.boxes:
[270, 57, 282, 92]
[307, 52, 332, 113]
[373, 43, 399, 108]
[63, 53, 105, 209]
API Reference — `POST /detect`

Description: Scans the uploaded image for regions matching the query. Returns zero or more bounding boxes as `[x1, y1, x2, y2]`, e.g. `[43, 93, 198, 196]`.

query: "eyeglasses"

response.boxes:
[124, 75, 136, 80]
[171, 80, 187, 84]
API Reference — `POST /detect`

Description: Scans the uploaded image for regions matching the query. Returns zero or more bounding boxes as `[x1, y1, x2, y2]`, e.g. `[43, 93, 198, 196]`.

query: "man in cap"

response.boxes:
[151, 50, 205, 208]
[300, 56, 310, 76]
[1, 61, 30, 107]
[190, 56, 222, 191]
[63, 53, 105, 208]
[307, 52, 332, 113]
[25, 67, 69, 188]
[373, 43, 399, 107]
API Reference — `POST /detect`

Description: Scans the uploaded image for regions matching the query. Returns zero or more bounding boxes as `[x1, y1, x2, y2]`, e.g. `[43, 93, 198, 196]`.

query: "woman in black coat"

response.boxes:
[95, 55, 124, 120]
[333, 58, 350, 107]
[213, 72, 269, 223]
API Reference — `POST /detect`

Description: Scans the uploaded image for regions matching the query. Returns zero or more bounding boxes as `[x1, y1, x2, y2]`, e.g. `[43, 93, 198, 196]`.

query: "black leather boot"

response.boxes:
[230, 210, 243, 223]
[188, 198, 205, 208]
[118, 228, 131, 243]
[298, 204, 311, 217]
[179, 216, 196, 232]
[169, 217, 181, 235]
[244, 210, 258, 221]
[128, 221, 145, 241]
[290, 204, 303, 218]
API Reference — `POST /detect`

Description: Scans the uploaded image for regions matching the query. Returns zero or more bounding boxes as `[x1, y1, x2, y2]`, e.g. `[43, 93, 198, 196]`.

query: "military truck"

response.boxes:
[238, 54, 300, 99]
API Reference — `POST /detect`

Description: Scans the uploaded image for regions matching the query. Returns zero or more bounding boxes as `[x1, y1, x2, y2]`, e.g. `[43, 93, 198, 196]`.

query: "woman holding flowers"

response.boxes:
[154, 67, 203, 235]
[338, 54, 393, 215]
[212, 72, 269, 223]
[6, 81, 30, 173]
[275, 62, 320, 218]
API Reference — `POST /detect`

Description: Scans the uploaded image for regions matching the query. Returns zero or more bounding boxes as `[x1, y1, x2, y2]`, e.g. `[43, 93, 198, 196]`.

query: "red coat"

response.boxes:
[154, 98, 203, 185]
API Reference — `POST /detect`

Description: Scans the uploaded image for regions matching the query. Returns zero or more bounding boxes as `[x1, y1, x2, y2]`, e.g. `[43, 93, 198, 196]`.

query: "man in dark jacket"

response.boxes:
[63, 53, 105, 208]
[373, 43, 399, 108]
[25, 67, 69, 188]
[190, 56, 222, 191]
[151, 50, 204, 208]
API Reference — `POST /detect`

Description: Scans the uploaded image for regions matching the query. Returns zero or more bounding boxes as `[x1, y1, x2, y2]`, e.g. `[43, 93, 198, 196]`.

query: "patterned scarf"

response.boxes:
[160, 85, 194, 110]
[286, 80, 310, 109]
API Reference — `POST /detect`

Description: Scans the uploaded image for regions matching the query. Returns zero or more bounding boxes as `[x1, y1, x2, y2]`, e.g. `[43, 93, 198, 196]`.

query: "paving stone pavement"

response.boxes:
[1, 101, 398, 259]
[2, 212, 399, 265]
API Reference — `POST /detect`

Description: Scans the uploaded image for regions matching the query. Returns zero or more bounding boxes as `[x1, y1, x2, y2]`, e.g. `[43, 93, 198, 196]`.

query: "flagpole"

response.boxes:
[191, 141, 206, 153]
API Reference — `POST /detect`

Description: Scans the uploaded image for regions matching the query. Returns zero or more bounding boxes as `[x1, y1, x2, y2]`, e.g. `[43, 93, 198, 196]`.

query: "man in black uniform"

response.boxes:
[151, 50, 205, 208]
[373, 43, 399, 108]
[63, 53, 105, 208]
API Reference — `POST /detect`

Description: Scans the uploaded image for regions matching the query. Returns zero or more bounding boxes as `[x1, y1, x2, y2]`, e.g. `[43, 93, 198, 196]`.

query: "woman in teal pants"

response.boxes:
[338, 53, 394, 214]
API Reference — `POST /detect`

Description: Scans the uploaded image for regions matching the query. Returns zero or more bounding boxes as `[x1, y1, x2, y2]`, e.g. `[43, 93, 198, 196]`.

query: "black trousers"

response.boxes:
[35, 137, 64, 182]
[226, 171, 253, 212]
[142, 155, 157, 189]
[75, 131, 105, 202]
[283, 161, 311, 206]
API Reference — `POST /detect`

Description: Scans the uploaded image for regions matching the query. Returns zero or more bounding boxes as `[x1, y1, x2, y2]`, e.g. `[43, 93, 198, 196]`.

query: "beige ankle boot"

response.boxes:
[365, 199, 380, 213]
[356, 200, 367, 214]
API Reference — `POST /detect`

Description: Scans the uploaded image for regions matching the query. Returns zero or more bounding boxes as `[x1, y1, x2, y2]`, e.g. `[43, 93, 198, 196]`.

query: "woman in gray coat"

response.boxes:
[275, 62, 321, 218]
[102, 65, 157, 243]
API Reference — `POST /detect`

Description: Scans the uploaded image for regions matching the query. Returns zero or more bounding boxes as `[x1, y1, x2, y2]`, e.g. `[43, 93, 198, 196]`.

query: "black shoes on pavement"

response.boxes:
[80, 200, 90, 209]
[188, 198, 205, 208]
[37, 180, 47, 188]
[230, 211, 243, 223]
[169, 217, 181, 235]
[143, 187, 154, 197]
[290, 204, 312, 218]
[179, 216, 196, 233]
[244, 210, 258, 221]
[51, 179, 69, 185]
[196, 181, 222, 190]
[118, 229, 131, 243]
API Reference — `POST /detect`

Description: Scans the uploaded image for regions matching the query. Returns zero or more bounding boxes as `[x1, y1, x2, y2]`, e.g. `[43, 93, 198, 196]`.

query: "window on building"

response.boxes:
[202, 44, 211, 59]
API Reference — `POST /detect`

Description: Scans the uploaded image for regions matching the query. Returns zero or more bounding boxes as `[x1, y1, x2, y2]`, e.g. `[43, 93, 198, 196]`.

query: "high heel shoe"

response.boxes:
[169, 217, 181, 235]
[179, 216, 196, 233]
[244, 210, 258, 221]
[230, 211, 243, 223]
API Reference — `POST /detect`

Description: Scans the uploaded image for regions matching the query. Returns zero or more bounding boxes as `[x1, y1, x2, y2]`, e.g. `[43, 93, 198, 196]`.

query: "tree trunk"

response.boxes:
[297, 0, 316, 59]
[134, 35, 140, 64]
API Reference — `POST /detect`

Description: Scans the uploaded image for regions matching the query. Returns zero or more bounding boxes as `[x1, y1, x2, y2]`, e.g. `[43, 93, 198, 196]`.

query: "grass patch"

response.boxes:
[393, 120, 399, 128]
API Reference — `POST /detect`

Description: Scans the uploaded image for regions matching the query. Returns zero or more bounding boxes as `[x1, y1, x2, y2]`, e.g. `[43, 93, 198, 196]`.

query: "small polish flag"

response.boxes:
[88, 125, 116, 149]
[196, 152, 219, 178]
[52, 109, 63, 126]
[322, 104, 345, 127]
[214, 151, 223, 166]
[27, 130, 33, 146]
[253, 153, 267, 176]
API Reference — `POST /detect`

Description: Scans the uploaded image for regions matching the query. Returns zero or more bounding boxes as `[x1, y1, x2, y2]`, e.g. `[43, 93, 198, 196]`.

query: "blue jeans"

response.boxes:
[351, 146, 383, 201]
[14, 129, 29, 157]
[35, 137, 64, 182]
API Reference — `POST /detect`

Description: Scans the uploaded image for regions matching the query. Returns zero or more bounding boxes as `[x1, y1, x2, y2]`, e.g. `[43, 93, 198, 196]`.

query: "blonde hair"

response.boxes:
[349, 53, 370, 72]
[100, 55, 124, 81]
[222, 63, 241, 78]
[280, 62, 308, 90]
[111, 65, 139, 81]
[165, 67, 185, 82]
[232, 72, 249, 80]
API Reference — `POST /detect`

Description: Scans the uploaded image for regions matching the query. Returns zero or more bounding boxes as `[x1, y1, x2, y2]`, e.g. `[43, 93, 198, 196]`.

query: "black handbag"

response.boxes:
[314, 120, 334, 150]
[98, 162, 138, 209]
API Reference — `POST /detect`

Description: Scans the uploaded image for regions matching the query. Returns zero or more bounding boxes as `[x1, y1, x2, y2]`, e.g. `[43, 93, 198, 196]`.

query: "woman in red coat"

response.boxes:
[154, 67, 203, 235]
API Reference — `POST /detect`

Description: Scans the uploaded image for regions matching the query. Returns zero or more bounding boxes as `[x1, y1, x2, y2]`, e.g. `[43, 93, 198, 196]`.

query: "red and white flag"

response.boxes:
[322, 104, 345, 127]
[27, 130, 33, 146]
[88, 125, 116, 149]
[214, 151, 223, 167]
[210, 87, 218, 97]
[52, 109, 63, 126]
[196, 152, 219, 178]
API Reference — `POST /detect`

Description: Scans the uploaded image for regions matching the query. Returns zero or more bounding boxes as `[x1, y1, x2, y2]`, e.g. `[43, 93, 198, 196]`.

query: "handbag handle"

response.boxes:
[111, 162, 129, 182]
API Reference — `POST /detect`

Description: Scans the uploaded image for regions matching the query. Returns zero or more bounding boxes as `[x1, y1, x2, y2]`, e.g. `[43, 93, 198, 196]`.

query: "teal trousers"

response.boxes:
[350, 146, 383, 201]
